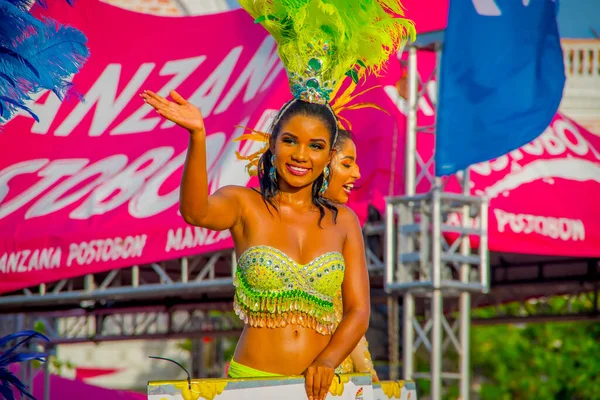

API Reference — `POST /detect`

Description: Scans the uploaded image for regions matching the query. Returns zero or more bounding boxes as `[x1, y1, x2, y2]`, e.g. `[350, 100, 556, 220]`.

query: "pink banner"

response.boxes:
[401, 0, 448, 33]
[396, 52, 600, 258]
[450, 114, 600, 257]
[0, 1, 411, 294]
[1, 2, 598, 295]
[0, 1, 290, 293]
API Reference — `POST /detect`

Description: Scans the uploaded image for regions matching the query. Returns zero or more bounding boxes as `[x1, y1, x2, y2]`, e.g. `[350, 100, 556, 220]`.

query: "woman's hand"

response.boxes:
[304, 359, 335, 400]
[141, 90, 205, 134]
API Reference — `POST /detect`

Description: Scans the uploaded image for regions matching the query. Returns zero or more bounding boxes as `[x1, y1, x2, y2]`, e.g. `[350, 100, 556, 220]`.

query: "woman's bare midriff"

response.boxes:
[233, 324, 332, 375]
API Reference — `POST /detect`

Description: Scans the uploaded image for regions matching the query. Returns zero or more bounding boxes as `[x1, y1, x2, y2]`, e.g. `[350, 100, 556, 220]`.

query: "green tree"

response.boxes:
[471, 296, 600, 400]
[413, 295, 600, 399]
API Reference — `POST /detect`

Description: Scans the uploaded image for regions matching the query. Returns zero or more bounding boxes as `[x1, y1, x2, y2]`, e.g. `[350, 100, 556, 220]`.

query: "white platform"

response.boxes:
[147, 376, 418, 400]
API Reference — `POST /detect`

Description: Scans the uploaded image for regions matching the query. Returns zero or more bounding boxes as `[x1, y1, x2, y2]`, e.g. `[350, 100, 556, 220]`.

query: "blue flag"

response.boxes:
[435, 0, 565, 176]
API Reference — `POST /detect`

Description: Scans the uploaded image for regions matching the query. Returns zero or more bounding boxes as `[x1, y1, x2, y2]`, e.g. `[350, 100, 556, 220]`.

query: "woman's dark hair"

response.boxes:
[257, 99, 339, 226]
[334, 129, 353, 152]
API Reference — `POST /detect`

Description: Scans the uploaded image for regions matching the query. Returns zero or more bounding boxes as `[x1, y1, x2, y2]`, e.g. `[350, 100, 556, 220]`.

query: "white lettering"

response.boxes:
[9, 90, 63, 135]
[539, 127, 566, 155]
[0, 247, 61, 274]
[112, 56, 206, 135]
[26, 155, 128, 219]
[554, 118, 597, 158]
[0, 160, 85, 220]
[55, 63, 155, 137]
[215, 37, 280, 114]
[472, 118, 600, 177]
[66, 235, 147, 267]
[208, 120, 255, 191]
[70, 148, 173, 219]
[495, 209, 585, 241]
[130, 133, 226, 218]
[166, 227, 230, 252]
[162, 48, 242, 129]
[0, 160, 49, 204]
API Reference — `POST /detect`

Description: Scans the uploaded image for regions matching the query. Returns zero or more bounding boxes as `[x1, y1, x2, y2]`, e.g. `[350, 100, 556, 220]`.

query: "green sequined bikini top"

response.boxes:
[233, 245, 345, 335]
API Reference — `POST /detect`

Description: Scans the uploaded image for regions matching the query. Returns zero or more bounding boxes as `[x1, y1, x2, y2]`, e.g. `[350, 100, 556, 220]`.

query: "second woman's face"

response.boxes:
[272, 114, 332, 190]
[325, 139, 361, 204]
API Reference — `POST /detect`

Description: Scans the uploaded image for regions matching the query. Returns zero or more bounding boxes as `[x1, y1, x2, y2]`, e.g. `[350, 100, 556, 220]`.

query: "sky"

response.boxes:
[557, 0, 599, 38]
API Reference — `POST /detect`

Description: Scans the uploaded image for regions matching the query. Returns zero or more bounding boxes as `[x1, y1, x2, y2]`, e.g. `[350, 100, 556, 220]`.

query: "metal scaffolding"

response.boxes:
[383, 44, 490, 400]
[0, 250, 236, 313]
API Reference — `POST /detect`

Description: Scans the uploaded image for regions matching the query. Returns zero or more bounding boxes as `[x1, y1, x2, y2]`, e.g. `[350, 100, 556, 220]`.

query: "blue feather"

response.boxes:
[2, 1, 78, 11]
[0, 1, 45, 42]
[17, 0, 79, 10]
[0, 330, 49, 400]
[0, 351, 48, 366]
[0, 330, 47, 348]
[0, 330, 48, 359]
[1, 0, 35, 12]
[0, 46, 40, 77]
[0, 98, 40, 123]
[0, 72, 17, 87]
[0, 0, 88, 123]
[0, 369, 36, 400]
[19, 17, 89, 97]
[0, 379, 18, 400]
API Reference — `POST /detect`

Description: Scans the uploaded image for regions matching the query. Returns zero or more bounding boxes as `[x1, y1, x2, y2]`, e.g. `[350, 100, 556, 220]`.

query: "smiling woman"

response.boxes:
[140, 0, 414, 398]
[258, 100, 340, 224]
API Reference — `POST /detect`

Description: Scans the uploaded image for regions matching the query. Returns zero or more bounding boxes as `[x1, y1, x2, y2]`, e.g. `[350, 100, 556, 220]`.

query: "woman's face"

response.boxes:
[271, 114, 332, 190]
[325, 138, 361, 204]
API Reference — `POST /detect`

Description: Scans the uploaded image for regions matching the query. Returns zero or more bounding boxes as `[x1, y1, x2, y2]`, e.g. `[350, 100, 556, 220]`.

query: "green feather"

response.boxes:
[239, 0, 416, 102]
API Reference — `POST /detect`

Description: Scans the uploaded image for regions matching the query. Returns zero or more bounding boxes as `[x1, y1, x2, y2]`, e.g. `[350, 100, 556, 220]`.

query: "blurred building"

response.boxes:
[556, 0, 600, 135]
[560, 39, 600, 135]
[100, 0, 239, 16]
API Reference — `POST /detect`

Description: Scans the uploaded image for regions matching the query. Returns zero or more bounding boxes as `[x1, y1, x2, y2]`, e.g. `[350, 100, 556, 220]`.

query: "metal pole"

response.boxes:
[388, 297, 400, 380]
[480, 199, 490, 293]
[386, 200, 400, 380]
[401, 43, 419, 384]
[405, 45, 418, 195]
[402, 293, 414, 380]
[192, 339, 205, 378]
[385, 202, 396, 290]
[44, 347, 51, 400]
[431, 186, 443, 400]
[231, 251, 237, 278]
[181, 257, 189, 283]
[459, 169, 472, 400]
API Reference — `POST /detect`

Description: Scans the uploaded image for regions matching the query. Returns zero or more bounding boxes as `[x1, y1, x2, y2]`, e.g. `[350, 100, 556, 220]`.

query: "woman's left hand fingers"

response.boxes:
[141, 94, 164, 110]
[305, 366, 315, 400]
[306, 365, 334, 400]
[317, 366, 333, 400]
[312, 367, 322, 400]
[144, 90, 170, 106]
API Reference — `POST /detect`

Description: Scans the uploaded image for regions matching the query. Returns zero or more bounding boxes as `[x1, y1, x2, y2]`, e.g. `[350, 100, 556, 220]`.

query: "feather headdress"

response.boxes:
[0, 330, 49, 400]
[239, 0, 415, 105]
[0, 0, 89, 123]
[235, 0, 414, 175]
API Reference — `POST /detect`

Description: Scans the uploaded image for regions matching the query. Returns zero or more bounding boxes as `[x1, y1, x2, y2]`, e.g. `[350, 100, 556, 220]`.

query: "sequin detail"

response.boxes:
[233, 245, 345, 335]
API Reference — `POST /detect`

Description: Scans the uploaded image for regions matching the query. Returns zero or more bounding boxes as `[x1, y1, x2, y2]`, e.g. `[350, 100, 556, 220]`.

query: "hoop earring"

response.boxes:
[269, 155, 277, 185]
[319, 166, 330, 196]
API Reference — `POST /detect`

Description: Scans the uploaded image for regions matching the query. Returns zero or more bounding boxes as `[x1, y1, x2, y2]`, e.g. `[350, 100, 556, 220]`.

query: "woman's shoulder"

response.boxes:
[334, 204, 361, 227]
[215, 185, 261, 199]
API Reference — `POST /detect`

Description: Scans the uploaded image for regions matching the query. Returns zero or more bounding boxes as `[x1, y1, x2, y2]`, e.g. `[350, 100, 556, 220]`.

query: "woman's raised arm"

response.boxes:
[142, 90, 243, 231]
